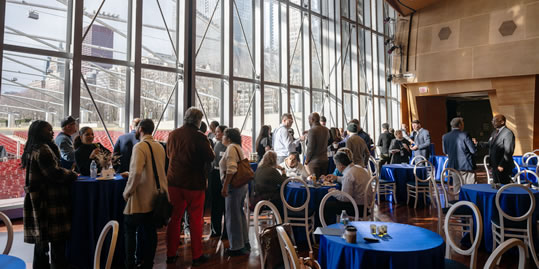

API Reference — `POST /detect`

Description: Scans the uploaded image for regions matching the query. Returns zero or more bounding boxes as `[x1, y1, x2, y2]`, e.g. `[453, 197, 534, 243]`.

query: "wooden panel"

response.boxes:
[535, 75, 539, 150]
[459, 14, 490, 48]
[526, 2, 539, 38]
[415, 96, 447, 155]
[417, 48, 473, 82]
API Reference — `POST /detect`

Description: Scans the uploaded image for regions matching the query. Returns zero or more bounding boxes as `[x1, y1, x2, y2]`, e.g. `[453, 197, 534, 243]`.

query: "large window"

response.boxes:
[0, 0, 400, 200]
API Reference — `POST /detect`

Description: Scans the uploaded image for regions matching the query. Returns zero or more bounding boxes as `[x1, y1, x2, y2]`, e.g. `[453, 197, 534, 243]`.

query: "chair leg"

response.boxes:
[406, 186, 410, 205]
[305, 224, 312, 252]
[392, 184, 397, 204]
[414, 190, 418, 209]
[527, 232, 539, 268]
[376, 188, 380, 205]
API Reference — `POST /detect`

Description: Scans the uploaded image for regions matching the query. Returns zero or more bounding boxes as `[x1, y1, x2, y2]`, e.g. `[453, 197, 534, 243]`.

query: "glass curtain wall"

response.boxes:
[0, 0, 399, 199]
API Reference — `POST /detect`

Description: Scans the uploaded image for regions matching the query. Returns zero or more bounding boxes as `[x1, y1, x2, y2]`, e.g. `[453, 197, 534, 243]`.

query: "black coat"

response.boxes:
[480, 127, 515, 170]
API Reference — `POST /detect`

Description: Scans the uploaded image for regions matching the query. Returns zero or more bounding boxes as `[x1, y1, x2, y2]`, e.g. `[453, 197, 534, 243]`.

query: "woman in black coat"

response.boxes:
[74, 127, 111, 176]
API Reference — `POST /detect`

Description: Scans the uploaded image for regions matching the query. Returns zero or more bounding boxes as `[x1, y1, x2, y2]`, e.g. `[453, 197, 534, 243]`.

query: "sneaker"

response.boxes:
[166, 255, 178, 264]
[192, 254, 210, 267]
[225, 248, 249, 257]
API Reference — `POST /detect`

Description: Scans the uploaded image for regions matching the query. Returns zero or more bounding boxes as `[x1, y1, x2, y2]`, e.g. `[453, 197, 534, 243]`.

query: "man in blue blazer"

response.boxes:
[476, 114, 515, 184]
[113, 118, 141, 172]
[442, 117, 477, 186]
[410, 120, 431, 161]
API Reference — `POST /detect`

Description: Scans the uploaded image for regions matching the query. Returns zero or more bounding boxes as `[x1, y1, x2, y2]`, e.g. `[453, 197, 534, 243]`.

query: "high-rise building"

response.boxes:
[82, 24, 114, 72]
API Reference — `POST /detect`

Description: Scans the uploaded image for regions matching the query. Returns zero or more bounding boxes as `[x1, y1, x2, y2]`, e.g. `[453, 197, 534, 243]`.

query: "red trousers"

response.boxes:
[166, 186, 205, 259]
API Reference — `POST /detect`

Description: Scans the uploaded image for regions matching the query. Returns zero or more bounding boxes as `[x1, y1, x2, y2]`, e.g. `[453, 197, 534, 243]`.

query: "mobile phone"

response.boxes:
[363, 237, 380, 243]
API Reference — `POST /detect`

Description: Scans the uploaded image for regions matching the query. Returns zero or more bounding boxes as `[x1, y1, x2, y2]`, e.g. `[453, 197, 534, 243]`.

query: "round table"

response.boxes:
[380, 164, 427, 204]
[0, 255, 25, 268]
[318, 221, 445, 269]
[459, 184, 539, 252]
[284, 182, 339, 241]
[67, 174, 127, 268]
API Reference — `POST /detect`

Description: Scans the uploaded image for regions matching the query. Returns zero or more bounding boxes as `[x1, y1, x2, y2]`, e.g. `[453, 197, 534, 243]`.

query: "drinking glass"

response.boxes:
[370, 224, 377, 235]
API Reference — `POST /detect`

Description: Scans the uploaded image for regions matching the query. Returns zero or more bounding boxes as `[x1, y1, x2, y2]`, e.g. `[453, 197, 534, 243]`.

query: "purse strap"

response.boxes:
[144, 141, 161, 191]
[232, 145, 244, 163]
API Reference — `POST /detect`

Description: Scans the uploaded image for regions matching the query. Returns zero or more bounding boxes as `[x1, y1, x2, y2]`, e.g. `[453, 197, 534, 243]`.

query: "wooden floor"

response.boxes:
[3, 173, 535, 268]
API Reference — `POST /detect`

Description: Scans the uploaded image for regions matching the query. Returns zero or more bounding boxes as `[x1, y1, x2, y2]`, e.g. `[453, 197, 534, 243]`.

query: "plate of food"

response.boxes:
[96, 176, 115, 180]
[322, 182, 337, 187]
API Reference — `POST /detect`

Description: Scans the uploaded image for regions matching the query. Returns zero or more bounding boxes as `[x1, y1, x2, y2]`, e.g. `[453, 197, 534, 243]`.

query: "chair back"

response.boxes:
[254, 200, 283, 269]
[440, 168, 464, 207]
[280, 178, 310, 221]
[495, 184, 535, 228]
[444, 201, 483, 269]
[512, 161, 521, 182]
[276, 226, 301, 269]
[410, 155, 427, 166]
[483, 155, 493, 184]
[0, 212, 13, 254]
[413, 160, 434, 184]
[363, 176, 378, 221]
[368, 156, 378, 177]
[523, 152, 538, 166]
[94, 220, 119, 269]
[484, 238, 526, 269]
[319, 191, 359, 227]
[514, 170, 538, 185]
[428, 174, 443, 234]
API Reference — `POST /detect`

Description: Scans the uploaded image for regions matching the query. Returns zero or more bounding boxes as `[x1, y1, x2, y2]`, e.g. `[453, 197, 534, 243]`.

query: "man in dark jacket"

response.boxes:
[165, 107, 215, 265]
[442, 117, 477, 186]
[113, 118, 140, 173]
[304, 112, 330, 178]
[377, 123, 393, 166]
[476, 114, 515, 184]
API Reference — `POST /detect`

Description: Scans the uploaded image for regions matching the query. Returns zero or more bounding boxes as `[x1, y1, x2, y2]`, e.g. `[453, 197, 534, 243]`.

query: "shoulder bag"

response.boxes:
[230, 145, 254, 188]
[144, 141, 173, 228]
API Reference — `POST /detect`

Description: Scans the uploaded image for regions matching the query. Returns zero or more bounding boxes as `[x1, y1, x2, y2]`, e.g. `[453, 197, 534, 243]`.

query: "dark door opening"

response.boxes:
[446, 93, 493, 163]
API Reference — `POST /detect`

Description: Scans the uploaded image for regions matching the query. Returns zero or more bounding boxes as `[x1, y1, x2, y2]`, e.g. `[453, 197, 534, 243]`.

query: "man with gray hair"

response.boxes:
[442, 117, 477, 187]
[165, 107, 215, 266]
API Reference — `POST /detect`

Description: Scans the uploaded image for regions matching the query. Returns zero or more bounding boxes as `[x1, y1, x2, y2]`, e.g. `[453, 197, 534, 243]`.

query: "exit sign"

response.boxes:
[419, 87, 429, 93]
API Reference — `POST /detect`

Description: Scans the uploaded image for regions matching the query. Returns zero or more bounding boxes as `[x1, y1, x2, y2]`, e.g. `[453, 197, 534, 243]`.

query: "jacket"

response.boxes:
[113, 130, 139, 173]
[346, 134, 370, 167]
[305, 124, 329, 164]
[166, 124, 215, 190]
[412, 128, 431, 160]
[480, 127, 515, 170]
[442, 129, 477, 171]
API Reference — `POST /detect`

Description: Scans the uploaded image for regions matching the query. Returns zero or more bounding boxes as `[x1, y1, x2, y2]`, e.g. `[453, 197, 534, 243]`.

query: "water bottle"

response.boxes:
[90, 160, 97, 178]
[340, 210, 349, 225]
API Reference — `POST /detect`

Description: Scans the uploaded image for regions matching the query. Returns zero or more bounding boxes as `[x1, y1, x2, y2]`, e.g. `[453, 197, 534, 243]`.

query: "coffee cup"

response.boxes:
[344, 225, 357, 243]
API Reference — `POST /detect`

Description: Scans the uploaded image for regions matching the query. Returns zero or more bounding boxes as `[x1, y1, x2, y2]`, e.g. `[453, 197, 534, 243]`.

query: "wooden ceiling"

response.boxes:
[385, 0, 442, 16]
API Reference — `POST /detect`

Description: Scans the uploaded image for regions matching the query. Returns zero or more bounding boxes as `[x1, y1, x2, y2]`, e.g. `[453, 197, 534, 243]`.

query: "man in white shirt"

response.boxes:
[273, 113, 302, 164]
[279, 152, 308, 179]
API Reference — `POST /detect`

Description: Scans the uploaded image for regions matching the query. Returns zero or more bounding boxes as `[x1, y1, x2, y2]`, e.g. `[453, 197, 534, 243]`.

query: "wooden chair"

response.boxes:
[254, 200, 283, 269]
[491, 184, 539, 267]
[484, 238, 527, 269]
[318, 191, 359, 227]
[407, 160, 434, 208]
[276, 226, 321, 269]
[444, 201, 482, 269]
[94, 220, 119, 269]
[0, 212, 13, 254]
[280, 178, 316, 252]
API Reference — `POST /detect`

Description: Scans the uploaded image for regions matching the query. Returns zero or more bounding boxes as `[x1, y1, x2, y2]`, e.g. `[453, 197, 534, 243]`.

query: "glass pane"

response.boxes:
[311, 16, 323, 89]
[312, 91, 323, 114]
[80, 61, 127, 151]
[344, 93, 352, 122]
[233, 81, 255, 154]
[83, 0, 129, 61]
[372, 32, 378, 96]
[357, 0, 364, 25]
[364, 0, 371, 28]
[264, 0, 280, 82]
[5, 0, 68, 52]
[378, 35, 385, 96]
[365, 30, 372, 95]
[359, 28, 367, 93]
[264, 86, 281, 130]
[311, 0, 321, 13]
[196, 0, 222, 73]
[289, 7, 303, 86]
[141, 69, 179, 139]
[233, 0, 254, 78]
[342, 23, 352, 92]
[377, 0, 384, 32]
[290, 88, 304, 134]
[142, 0, 179, 67]
[195, 76, 222, 125]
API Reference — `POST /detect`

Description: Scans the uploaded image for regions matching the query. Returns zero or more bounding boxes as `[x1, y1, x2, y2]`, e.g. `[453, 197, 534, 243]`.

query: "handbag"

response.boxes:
[230, 146, 254, 188]
[144, 141, 173, 228]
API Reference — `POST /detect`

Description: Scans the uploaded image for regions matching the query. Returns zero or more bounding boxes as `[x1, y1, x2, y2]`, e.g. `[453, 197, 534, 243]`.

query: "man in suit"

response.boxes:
[442, 117, 477, 187]
[410, 120, 431, 160]
[476, 114, 515, 184]
[113, 118, 141, 173]
[304, 112, 330, 178]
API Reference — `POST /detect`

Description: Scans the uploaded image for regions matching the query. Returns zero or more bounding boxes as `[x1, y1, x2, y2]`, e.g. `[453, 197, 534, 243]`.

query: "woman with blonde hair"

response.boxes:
[253, 150, 287, 215]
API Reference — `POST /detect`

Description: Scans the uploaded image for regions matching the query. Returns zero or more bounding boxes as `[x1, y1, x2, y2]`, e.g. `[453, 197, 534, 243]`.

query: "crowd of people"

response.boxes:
[20, 103, 516, 268]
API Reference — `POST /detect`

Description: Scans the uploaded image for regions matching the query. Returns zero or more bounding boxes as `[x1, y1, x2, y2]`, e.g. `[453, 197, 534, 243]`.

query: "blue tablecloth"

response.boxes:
[512, 165, 538, 183]
[318, 221, 445, 269]
[459, 184, 539, 252]
[411, 143, 436, 159]
[250, 162, 258, 172]
[431, 155, 448, 180]
[380, 164, 427, 204]
[67, 175, 127, 268]
[514, 155, 538, 166]
[328, 157, 336, 175]
[0, 255, 25, 269]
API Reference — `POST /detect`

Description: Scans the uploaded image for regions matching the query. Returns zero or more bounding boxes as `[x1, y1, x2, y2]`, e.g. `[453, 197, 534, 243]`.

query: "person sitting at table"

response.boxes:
[280, 152, 308, 179]
[22, 120, 77, 268]
[323, 152, 372, 225]
[327, 127, 343, 155]
[332, 148, 354, 177]
[74, 127, 111, 176]
[389, 130, 411, 164]
[254, 150, 288, 216]
[255, 125, 272, 162]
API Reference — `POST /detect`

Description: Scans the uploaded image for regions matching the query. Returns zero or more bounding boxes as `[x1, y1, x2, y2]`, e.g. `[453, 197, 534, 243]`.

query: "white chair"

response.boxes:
[439, 168, 475, 242]
[491, 184, 539, 268]
[318, 191, 359, 227]
[523, 152, 537, 165]
[407, 160, 434, 208]
[410, 155, 427, 166]
[444, 201, 482, 269]
[512, 161, 521, 182]
[514, 170, 538, 185]
[0, 212, 13, 254]
[363, 176, 377, 221]
[367, 156, 378, 177]
[280, 178, 316, 251]
[276, 226, 321, 269]
[94, 220, 119, 269]
[484, 155, 493, 184]
[254, 200, 283, 269]
[377, 177, 397, 205]
[484, 238, 527, 269]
